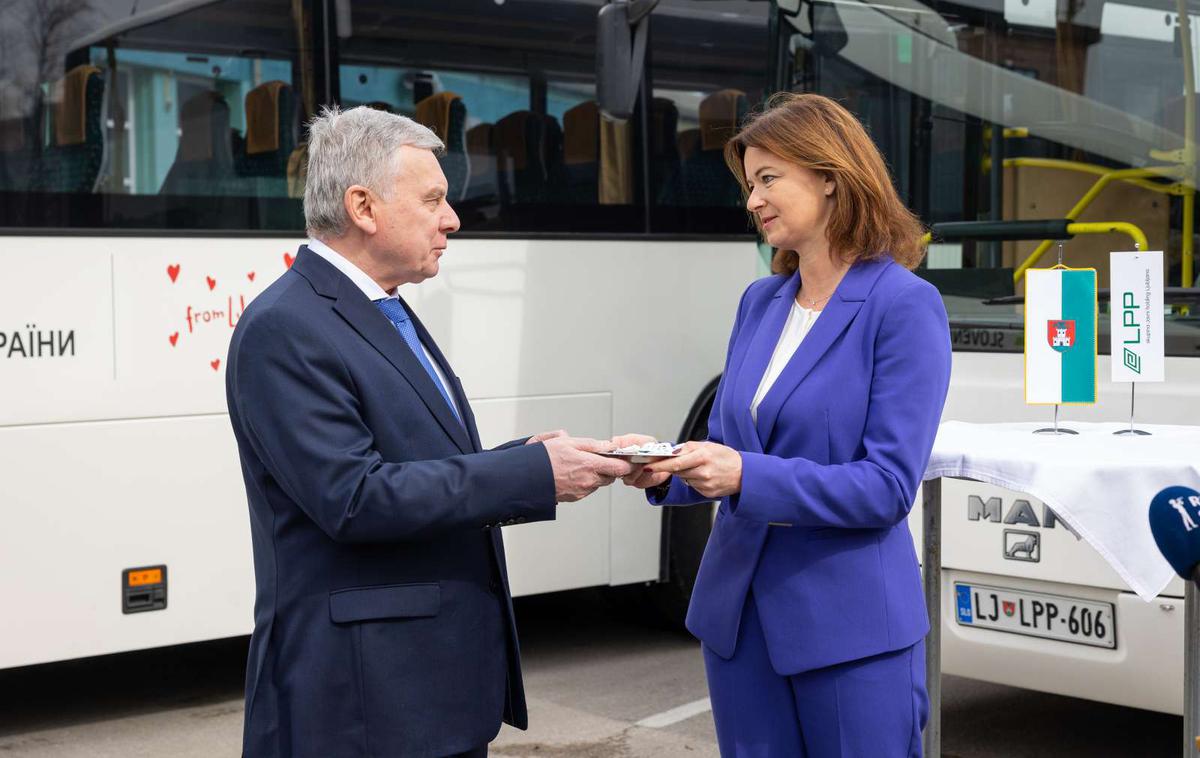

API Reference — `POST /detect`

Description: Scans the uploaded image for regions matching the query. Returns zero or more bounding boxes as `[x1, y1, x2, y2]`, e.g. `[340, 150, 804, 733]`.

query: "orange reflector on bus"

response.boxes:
[127, 568, 163, 587]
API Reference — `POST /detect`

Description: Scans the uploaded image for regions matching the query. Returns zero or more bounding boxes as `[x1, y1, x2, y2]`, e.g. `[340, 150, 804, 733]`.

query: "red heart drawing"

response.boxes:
[247, 271, 256, 282]
[206, 276, 217, 291]
[210, 359, 221, 371]
[283, 252, 295, 268]
[169, 332, 179, 347]
[167, 264, 181, 283]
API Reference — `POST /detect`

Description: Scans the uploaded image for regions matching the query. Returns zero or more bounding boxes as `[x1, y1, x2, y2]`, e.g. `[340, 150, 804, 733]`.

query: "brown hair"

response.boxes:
[724, 92, 925, 273]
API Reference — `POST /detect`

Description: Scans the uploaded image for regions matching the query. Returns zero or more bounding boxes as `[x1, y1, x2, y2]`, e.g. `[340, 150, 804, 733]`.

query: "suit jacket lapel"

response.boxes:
[732, 273, 799, 454]
[754, 257, 893, 448]
[301, 265, 472, 455]
[402, 297, 483, 453]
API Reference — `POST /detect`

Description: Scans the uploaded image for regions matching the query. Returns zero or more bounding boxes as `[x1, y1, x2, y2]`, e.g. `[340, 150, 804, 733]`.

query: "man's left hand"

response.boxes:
[644, 441, 742, 498]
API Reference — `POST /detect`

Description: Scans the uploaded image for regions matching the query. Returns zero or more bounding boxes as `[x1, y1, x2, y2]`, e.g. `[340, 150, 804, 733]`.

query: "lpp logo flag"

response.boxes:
[1110, 251, 1164, 383]
[1024, 267, 1097, 404]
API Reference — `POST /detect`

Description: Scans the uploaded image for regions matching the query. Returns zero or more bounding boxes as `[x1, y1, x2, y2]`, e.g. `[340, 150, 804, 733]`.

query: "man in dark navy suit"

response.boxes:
[226, 106, 633, 758]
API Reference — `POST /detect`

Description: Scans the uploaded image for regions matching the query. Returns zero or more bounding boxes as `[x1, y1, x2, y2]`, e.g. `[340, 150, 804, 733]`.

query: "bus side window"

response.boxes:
[0, 0, 309, 231]
[647, 6, 767, 235]
[333, 1, 644, 234]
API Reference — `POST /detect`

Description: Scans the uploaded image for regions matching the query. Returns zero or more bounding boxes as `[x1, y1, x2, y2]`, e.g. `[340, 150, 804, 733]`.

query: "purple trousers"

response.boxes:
[703, 596, 927, 757]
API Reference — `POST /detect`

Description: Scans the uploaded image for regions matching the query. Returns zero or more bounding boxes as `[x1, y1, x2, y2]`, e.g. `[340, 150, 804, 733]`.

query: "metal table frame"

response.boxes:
[921, 477, 1200, 757]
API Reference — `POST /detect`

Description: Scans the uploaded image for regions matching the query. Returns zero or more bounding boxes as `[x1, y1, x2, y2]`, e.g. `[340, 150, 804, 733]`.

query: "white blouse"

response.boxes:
[750, 302, 820, 423]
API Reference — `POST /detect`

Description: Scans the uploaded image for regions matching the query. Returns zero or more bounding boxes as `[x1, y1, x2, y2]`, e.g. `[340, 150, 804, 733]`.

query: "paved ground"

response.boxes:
[0, 589, 1180, 757]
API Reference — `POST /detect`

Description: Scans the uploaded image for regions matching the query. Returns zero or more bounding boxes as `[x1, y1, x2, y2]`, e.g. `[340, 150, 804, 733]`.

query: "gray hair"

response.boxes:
[303, 105, 444, 238]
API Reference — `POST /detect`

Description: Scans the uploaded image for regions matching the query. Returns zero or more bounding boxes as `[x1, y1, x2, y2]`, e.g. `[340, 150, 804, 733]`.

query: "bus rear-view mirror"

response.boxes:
[596, 0, 657, 120]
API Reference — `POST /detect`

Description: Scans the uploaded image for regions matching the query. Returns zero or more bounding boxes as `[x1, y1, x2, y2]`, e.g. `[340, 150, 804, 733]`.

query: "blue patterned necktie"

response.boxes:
[375, 298, 462, 424]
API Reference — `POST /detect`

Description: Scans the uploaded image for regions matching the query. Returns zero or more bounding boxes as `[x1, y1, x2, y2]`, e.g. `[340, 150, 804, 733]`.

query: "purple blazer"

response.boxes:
[652, 256, 951, 674]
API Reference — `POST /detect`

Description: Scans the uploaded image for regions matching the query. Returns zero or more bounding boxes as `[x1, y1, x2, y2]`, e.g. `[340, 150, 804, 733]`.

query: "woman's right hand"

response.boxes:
[610, 433, 673, 489]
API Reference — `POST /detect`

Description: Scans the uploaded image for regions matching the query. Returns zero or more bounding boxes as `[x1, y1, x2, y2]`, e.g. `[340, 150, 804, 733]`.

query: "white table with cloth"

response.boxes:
[918, 421, 1200, 757]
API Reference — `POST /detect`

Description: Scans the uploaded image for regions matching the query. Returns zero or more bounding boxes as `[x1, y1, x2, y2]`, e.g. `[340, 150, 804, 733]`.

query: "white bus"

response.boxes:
[0, 0, 771, 669]
[767, 0, 1200, 714]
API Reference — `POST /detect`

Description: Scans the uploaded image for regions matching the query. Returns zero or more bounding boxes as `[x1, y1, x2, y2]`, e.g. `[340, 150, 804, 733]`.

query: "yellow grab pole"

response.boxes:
[1065, 222, 1149, 251]
[1185, 191, 1195, 288]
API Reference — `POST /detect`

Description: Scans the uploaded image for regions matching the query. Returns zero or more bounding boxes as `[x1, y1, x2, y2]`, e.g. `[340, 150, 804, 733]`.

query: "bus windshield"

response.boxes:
[776, 0, 1198, 356]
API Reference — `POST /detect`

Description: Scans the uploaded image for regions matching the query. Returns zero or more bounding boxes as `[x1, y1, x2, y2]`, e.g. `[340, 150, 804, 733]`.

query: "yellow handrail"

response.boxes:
[1065, 222, 1148, 250]
[1002, 158, 1189, 197]
[1010, 163, 1187, 285]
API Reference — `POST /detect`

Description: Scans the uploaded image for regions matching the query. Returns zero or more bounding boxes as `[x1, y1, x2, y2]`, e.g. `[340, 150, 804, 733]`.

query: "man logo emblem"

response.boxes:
[1003, 601, 1016, 617]
[1004, 529, 1040, 562]
[1047, 320, 1076, 353]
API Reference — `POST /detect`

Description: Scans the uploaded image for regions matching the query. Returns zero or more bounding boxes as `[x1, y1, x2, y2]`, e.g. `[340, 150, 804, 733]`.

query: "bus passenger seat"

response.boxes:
[495, 110, 546, 205]
[650, 97, 683, 205]
[677, 128, 701, 163]
[464, 122, 497, 204]
[240, 80, 296, 197]
[563, 101, 599, 204]
[684, 89, 746, 207]
[159, 91, 236, 195]
[415, 92, 468, 202]
[286, 142, 308, 199]
[539, 113, 566, 201]
[0, 117, 33, 192]
[38, 65, 105, 193]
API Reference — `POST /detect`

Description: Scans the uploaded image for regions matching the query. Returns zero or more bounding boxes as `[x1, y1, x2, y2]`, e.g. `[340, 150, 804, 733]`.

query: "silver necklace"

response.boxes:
[798, 292, 833, 308]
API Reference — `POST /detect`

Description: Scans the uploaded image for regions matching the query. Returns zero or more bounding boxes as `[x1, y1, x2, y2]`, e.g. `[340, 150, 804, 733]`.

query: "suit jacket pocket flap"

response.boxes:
[329, 582, 441, 623]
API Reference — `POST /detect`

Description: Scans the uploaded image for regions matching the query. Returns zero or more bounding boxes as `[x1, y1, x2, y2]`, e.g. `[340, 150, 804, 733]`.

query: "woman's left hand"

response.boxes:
[644, 441, 742, 498]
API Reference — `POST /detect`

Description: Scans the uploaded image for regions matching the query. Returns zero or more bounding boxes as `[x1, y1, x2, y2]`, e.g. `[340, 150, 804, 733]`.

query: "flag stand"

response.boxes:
[1114, 243, 1151, 436]
[1114, 383, 1151, 436]
[1034, 243, 1079, 435]
[1035, 403, 1078, 435]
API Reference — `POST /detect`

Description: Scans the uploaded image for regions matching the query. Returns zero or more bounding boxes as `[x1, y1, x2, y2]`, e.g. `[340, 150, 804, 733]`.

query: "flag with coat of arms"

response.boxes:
[1024, 267, 1097, 404]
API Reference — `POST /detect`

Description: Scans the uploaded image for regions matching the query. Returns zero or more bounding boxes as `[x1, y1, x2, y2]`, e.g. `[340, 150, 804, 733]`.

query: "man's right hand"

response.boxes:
[543, 437, 635, 503]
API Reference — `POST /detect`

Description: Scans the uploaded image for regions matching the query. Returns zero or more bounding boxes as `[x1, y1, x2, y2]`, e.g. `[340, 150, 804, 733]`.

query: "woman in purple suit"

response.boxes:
[620, 93, 951, 756]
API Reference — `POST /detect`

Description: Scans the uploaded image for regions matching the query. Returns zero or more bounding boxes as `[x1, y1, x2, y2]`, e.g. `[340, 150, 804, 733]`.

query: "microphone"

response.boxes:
[1149, 486, 1200, 586]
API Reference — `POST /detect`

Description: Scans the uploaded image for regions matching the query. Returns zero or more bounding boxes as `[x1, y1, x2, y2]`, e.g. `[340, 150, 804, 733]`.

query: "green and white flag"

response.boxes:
[1024, 267, 1097, 404]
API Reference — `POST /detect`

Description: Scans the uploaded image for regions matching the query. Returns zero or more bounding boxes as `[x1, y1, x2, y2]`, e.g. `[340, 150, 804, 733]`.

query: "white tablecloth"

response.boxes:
[923, 421, 1200, 600]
